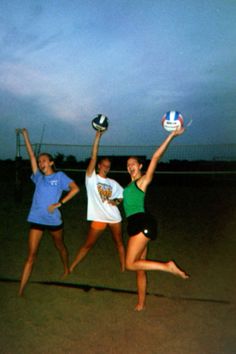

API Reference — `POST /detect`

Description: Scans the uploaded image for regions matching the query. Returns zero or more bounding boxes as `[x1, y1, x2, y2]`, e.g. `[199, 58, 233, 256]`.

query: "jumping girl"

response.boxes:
[70, 130, 125, 273]
[18, 128, 79, 296]
[123, 127, 189, 311]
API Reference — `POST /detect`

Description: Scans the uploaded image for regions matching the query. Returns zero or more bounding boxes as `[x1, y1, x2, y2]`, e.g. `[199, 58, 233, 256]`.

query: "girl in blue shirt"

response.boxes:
[18, 128, 79, 296]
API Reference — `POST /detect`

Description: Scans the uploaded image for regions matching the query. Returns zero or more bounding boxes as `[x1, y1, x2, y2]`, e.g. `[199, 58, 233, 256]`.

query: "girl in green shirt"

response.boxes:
[123, 128, 189, 311]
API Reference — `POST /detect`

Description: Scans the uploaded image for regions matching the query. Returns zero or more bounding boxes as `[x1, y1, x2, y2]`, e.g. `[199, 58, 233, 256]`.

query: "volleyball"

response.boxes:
[161, 111, 184, 132]
[92, 114, 109, 131]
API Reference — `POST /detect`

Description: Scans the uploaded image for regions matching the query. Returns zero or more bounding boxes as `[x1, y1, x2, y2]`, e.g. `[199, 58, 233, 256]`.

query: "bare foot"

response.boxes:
[167, 260, 189, 279]
[69, 261, 78, 274]
[61, 269, 70, 279]
[134, 303, 145, 311]
[69, 265, 75, 273]
[18, 289, 24, 297]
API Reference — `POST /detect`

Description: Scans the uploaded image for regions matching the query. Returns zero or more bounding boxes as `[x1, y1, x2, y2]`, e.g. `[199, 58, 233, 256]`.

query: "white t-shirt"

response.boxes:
[85, 170, 123, 223]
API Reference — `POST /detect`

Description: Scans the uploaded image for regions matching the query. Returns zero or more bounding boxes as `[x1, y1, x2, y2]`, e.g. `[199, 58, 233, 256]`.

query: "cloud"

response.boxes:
[0, 87, 94, 159]
[0, 61, 89, 123]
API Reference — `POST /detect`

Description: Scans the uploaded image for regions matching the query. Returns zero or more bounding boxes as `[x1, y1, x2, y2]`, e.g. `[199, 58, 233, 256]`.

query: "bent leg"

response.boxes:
[109, 222, 125, 272]
[69, 225, 104, 272]
[126, 233, 189, 279]
[18, 228, 43, 296]
[50, 228, 69, 277]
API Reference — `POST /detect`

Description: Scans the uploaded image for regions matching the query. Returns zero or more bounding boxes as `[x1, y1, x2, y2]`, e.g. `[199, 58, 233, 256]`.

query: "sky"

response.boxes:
[0, 0, 236, 160]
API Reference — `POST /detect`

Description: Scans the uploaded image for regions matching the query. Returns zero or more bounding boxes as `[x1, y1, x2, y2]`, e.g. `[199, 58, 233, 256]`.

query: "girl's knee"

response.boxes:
[114, 240, 124, 250]
[54, 240, 65, 250]
[53, 236, 67, 249]
[82, 242, 94, 251]
[125, 258, 135, 271]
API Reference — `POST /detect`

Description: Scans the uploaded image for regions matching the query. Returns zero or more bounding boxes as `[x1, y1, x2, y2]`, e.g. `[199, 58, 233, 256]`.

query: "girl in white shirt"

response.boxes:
[70, 131, 125, 272]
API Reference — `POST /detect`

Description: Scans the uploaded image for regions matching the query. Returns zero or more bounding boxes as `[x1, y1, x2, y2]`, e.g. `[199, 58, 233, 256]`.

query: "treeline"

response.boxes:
[1, 154, 236, 171]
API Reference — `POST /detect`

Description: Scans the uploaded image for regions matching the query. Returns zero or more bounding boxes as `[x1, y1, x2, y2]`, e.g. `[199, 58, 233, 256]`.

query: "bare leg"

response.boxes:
[135, 247, 148, 312]
[70, 226, 103, 273]
[109, 222, 125, 272]
[126, 233, 189, 279]
[18, 228, 43, 296]
[50, 228, 69, 277]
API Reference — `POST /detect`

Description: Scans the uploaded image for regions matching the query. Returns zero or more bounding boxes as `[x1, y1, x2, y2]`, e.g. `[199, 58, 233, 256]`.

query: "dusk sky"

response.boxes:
[0, 0, 236, 160]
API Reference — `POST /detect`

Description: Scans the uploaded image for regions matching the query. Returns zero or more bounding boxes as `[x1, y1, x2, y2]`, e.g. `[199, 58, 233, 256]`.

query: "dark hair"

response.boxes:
[127, 156, 145, 165]
[38, 153, 56, 171]
[97, 156, 112, 165]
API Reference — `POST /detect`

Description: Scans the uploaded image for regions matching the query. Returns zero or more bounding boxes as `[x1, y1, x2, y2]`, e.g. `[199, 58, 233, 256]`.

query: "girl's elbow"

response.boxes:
[74, 186, 80, 195]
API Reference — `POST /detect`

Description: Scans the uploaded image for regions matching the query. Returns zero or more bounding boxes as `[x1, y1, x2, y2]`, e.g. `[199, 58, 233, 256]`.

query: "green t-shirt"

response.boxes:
[123, 181, 145, 217]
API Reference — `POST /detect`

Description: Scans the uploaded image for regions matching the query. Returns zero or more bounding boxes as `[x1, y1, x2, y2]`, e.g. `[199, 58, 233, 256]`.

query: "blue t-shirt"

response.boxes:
[27, 170, 73, 226]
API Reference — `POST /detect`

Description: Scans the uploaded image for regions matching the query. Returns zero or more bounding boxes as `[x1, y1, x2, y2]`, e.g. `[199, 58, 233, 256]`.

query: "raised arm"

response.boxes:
[20, 128, 38, 174]
[139, 127, 185, 190]
[86, 131, 103, 176]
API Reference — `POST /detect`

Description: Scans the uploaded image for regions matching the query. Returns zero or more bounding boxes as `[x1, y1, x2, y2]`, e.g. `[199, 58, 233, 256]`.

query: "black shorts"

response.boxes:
[126, 212, 157, 241]
[29, 222, 64, 231]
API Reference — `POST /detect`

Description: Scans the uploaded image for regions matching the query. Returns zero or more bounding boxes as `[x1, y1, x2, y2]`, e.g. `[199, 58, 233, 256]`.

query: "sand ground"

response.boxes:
[0, 172, 235, 354]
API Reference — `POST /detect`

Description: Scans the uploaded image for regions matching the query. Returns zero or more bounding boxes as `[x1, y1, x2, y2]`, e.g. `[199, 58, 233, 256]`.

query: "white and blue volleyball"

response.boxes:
[161, 111, 184, 132]
[92, 114, 109, 131]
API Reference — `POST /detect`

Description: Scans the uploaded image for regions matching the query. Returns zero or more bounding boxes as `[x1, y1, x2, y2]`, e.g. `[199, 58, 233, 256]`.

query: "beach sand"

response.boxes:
[0, 172, 235, 354]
